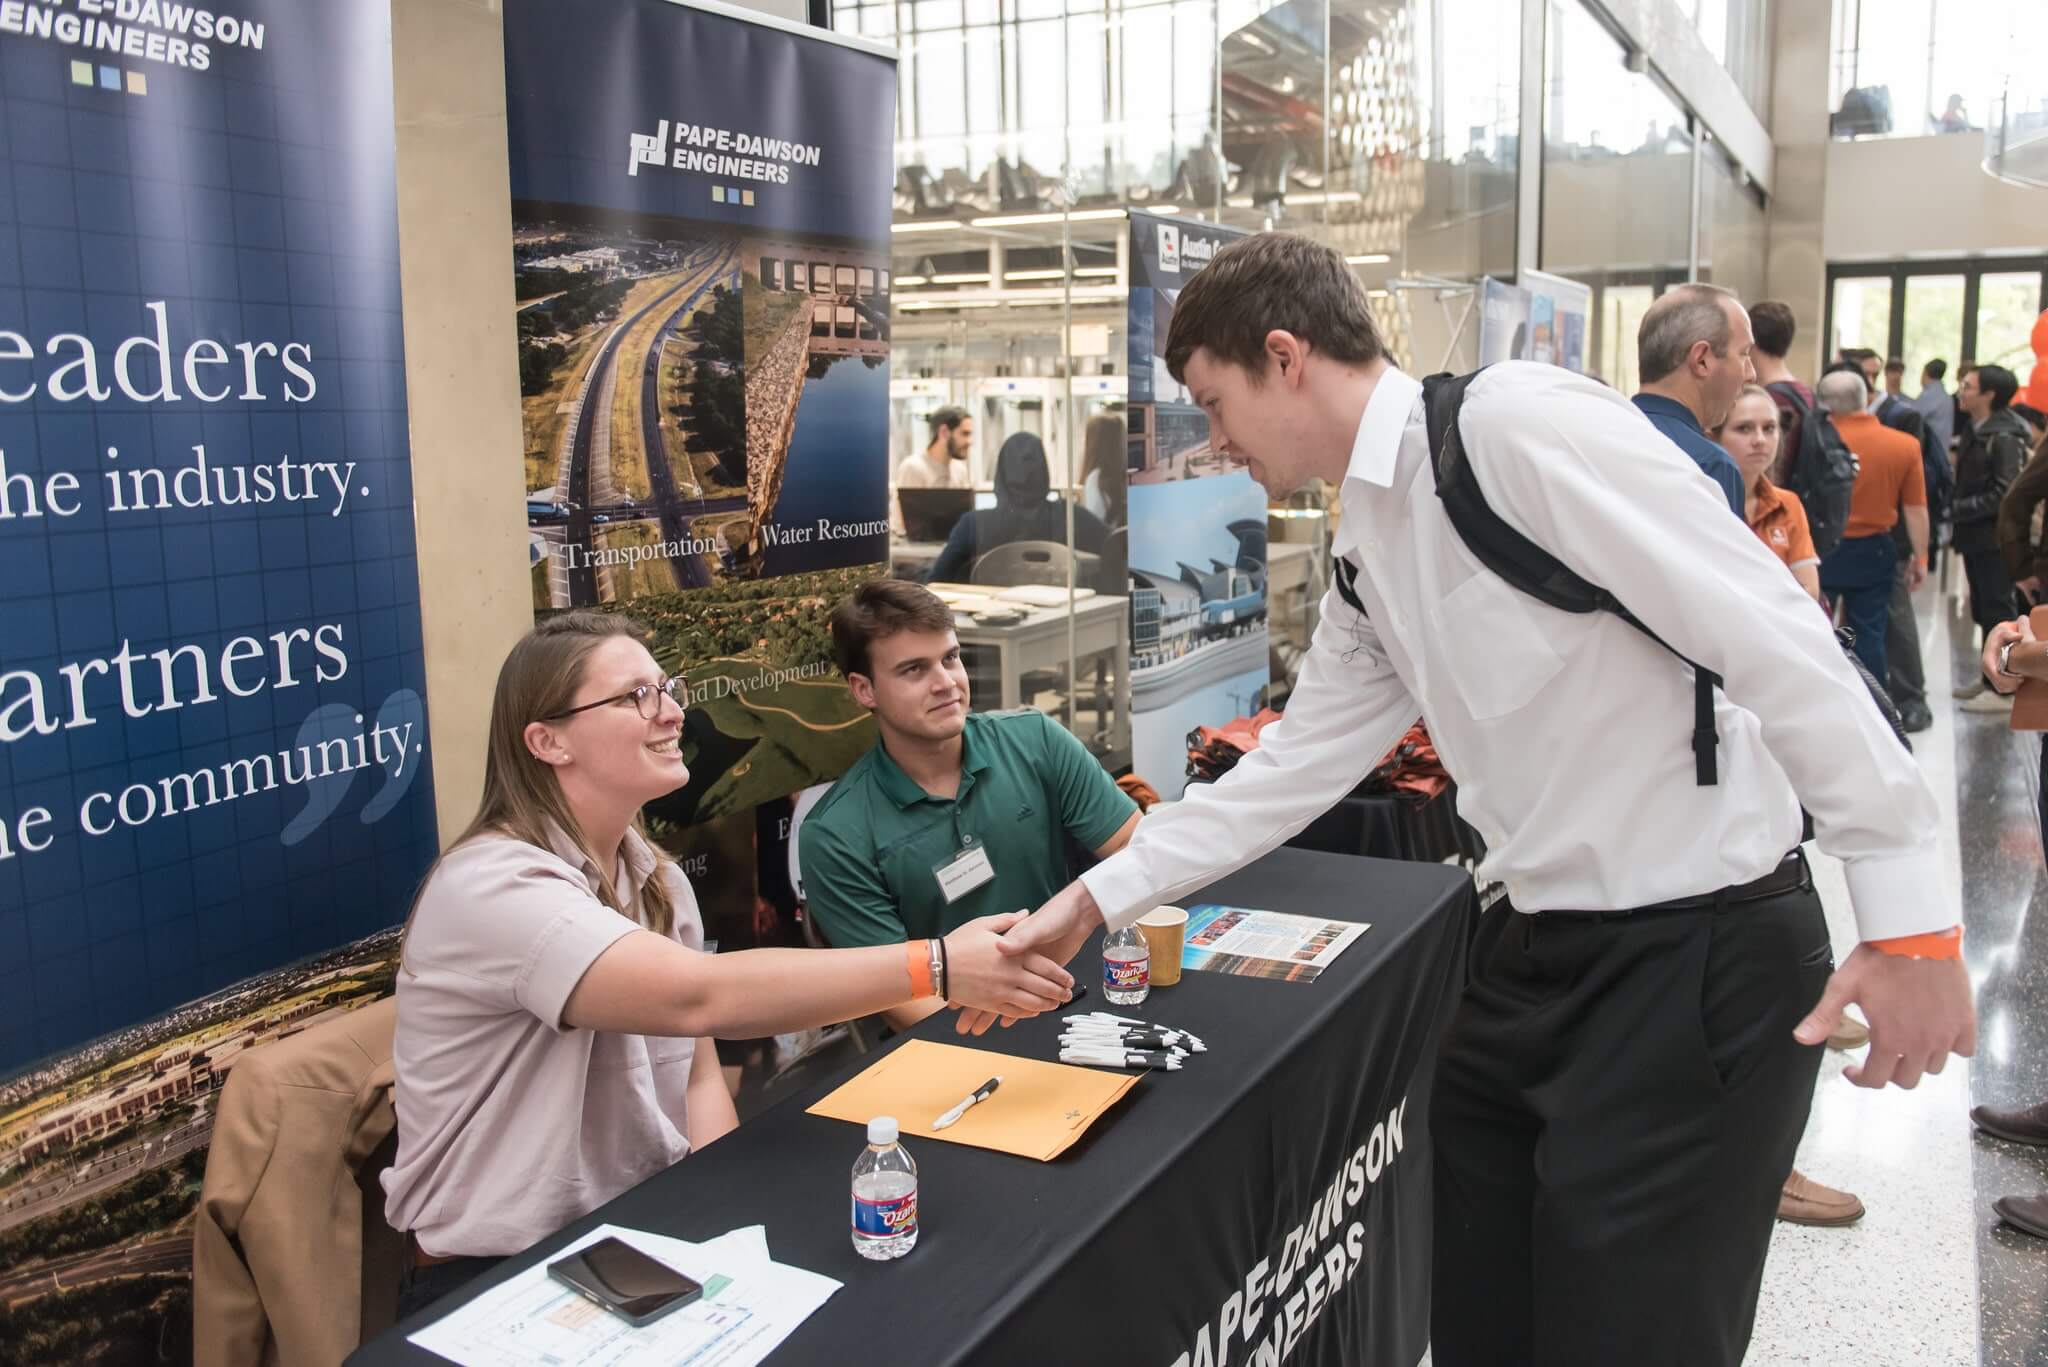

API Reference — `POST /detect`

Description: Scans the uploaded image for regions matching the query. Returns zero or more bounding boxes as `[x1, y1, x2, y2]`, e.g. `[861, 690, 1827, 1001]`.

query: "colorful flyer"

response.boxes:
[1181, 905, 1370, 983]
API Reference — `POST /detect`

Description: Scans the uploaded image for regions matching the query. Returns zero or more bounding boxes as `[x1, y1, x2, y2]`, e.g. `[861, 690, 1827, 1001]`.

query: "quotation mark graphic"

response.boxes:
[280, 690, 427, 847]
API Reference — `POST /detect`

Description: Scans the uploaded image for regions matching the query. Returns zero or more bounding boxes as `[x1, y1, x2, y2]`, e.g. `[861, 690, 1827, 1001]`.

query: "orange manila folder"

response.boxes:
[805, 1039, 1139, 1162]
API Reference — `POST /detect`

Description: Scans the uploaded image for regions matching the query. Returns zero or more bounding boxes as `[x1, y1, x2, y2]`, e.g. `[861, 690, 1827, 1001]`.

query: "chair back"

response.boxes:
[194, 996, 400, 1367]
[972, 539, 1073, 587]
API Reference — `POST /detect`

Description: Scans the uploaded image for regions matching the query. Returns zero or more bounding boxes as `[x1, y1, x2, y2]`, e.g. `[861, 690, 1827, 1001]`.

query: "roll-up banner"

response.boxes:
[1125, 210, 1268, 801]
[500, 0, 896, 959]
[0, 3, 431, 1358]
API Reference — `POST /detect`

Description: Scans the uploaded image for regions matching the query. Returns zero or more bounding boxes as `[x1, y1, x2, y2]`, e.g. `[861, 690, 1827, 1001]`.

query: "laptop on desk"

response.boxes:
[899, 487, 974, 544]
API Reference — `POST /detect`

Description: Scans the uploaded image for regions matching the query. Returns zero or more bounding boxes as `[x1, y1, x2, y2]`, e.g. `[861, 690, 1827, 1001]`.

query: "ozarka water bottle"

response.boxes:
[1102, 924, 1151, 1005]
[851, 1116, 918, 1260]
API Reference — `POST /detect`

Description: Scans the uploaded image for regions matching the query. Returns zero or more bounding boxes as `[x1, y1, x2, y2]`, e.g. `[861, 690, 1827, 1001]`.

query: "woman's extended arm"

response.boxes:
[561, 910, 1072, 1038]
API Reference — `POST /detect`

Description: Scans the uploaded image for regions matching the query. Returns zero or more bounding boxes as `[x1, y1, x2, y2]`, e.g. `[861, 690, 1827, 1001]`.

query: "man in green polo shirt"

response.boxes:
[800, 579, 1140, 1028]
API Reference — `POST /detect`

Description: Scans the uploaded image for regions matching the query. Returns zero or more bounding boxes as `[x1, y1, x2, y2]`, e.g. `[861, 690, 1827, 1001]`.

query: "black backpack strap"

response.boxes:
[1692, 668, 1719, 785]
[1421, 370, 1721, 785]
[1331, 554, 1367, 617]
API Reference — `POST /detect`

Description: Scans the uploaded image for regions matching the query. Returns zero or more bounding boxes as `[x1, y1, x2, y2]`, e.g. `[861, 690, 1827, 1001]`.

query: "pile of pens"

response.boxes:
[1058, 1011, 1208, 1070]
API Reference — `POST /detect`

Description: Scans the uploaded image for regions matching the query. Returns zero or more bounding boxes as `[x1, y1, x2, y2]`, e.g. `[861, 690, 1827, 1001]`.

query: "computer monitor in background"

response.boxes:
[899, 487, 974, 543]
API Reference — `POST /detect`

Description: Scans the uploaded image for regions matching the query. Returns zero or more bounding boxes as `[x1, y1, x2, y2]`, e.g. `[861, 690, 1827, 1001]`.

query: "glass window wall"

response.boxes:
[1900, 274, 1964, 385]
[1830, 276, 1894, 357]
[834, 0, 1770, 771]
[1698, 134, 1767, 308]
[1540, 0, 1696, 387]
[1824, 261, 2045, 389]
[1978, 271, 2046, 372]
[1829, 0, 2048, 141]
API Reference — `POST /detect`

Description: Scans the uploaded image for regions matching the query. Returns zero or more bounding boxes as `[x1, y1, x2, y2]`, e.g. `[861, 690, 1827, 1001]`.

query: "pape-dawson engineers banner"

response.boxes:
[502, 0, 897, 953]
[0, 4, 433, 1359]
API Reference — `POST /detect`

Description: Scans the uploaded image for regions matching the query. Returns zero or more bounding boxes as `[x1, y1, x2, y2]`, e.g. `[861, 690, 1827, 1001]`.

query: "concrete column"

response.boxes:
[390, 0, 532, 841]
[1761, 0, 1831, 379]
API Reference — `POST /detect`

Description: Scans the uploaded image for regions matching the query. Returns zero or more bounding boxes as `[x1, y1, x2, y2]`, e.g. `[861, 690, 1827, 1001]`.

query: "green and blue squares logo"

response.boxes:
[710, 186, 755, 208]
[70, 60, 147, 95]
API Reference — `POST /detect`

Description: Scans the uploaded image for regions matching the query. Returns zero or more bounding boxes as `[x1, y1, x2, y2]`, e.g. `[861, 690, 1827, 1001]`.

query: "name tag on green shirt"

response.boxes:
[934, 838, 996, 903]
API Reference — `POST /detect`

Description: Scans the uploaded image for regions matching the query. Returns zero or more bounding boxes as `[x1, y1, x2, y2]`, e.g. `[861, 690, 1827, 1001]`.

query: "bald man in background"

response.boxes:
[1630, 284, 1754, 517]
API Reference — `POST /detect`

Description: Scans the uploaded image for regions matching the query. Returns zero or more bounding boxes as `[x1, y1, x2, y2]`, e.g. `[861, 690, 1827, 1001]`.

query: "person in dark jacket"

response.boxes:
[927, 431, 1110, 583]
[1954, 364, 2032, 705]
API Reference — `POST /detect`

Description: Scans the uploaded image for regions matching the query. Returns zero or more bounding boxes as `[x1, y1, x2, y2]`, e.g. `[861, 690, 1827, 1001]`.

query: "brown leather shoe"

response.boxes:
[1777, 1170, 1865, 1226]
[1973, 1100, 2048, 1146]
[1993, 1194, 2048, 1239]
[1826, 1014, 1870, 1051]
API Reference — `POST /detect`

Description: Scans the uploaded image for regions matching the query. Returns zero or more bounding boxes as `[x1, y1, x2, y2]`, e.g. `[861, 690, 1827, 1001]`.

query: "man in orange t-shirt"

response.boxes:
[1817, 367, 1929, 680]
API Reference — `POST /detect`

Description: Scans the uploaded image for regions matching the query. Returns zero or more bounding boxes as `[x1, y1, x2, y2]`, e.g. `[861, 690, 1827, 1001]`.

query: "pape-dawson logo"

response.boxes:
[624, 116, 825, 202]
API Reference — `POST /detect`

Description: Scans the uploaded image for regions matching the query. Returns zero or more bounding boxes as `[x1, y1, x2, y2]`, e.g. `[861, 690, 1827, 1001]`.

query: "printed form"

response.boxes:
[407, 1224, 839, 1366]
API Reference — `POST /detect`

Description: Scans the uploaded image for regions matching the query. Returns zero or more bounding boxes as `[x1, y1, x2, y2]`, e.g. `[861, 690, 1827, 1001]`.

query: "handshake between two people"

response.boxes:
[947, 881, 1106, 1037]
[942, 909, 1080, 1025]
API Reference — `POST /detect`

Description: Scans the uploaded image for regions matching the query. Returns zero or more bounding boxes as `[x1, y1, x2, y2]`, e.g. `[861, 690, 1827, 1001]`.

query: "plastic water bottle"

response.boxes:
[851, 1116, 918, 1260]
[1102, 924, 1151, 1005]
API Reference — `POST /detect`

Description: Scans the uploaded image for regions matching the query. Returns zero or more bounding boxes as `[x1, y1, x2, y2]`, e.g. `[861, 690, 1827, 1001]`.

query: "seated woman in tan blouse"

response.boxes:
[383, 611, 1072, 1314]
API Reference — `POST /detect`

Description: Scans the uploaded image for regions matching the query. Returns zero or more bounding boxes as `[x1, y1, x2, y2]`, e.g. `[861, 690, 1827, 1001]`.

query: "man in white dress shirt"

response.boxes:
[988, 234, 1975, 1365]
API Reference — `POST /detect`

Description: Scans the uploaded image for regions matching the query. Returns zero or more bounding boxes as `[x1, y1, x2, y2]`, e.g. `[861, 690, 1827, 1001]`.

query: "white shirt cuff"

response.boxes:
[1080, 853, 1155, 933]
[1842, 849, 1954, 942]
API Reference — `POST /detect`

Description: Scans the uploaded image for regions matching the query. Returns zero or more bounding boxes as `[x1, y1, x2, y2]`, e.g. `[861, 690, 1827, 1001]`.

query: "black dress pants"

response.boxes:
[1430, 872, 1831, 1367]
[396, 1253, 504, 1321]
[1962, 545, 2019, 648]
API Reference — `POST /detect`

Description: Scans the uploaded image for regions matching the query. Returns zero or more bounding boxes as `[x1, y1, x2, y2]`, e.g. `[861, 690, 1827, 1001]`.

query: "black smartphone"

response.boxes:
[546, 1237, 703, 1327]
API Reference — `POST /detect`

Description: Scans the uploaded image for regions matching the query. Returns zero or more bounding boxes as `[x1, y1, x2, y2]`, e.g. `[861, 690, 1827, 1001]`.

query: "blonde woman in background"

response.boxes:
[1714, 381, 1868, 1229]
[1716, 383, 1823, 603]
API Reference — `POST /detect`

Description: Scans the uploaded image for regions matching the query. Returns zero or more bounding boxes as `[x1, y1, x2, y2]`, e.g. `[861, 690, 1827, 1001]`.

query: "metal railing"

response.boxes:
[1985, 80, 2048, 190]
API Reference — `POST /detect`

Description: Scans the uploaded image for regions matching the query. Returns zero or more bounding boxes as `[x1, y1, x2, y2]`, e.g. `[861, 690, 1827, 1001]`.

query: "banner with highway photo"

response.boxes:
[1126, 211, 1270, 800]
[503, 0, 897, 871]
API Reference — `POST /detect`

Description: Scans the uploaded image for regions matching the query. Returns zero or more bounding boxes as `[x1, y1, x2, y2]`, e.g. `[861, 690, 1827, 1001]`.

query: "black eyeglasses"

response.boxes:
[543, 675, 686, 722]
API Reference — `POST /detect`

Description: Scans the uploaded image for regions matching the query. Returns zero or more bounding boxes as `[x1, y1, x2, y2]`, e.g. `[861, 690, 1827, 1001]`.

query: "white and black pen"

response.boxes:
[1060, 1048, 1184, 1070]
[1062, 1027, 1182, 1047]
[931, 1075, 1002, 1130]
[1060, 1033, 1186, 1056]
[1063, 1028, 1203, 1054]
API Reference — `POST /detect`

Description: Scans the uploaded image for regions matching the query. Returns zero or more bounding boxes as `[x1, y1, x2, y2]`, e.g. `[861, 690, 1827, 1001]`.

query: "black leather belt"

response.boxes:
[1533, 850, 1810, 922]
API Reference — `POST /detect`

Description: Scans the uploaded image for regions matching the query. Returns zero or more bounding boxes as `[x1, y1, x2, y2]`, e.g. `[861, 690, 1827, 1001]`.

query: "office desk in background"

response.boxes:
[936, 585, 1131, 766]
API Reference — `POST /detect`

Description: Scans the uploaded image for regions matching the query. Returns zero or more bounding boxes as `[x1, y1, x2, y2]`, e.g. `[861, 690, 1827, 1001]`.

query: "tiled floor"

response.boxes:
[1749, 579, 1979, 1365]
[1947, 592, 2048, 1367]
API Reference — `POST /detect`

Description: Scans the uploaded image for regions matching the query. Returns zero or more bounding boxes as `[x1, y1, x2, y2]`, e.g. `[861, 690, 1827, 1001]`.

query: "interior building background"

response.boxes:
[779, 0, 2048, 768]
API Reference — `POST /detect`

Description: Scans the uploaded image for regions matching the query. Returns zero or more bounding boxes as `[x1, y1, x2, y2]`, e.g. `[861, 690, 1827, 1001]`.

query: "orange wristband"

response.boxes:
[905, 940, 935, 997]
[1869, 926, 1962, 960]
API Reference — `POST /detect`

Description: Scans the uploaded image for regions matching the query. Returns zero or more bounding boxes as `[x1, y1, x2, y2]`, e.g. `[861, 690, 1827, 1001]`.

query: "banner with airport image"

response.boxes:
[502, 0, 896, 960]
[0, 6, 433, 1360]
[1125, 211, 1269, 801]
[1477, 270, 1591, 373]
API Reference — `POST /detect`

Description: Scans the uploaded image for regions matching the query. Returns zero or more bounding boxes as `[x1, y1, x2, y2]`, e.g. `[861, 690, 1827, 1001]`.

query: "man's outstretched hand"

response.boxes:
[1794, 943, 1976, 1089]
[951, 880, 1108, 1036]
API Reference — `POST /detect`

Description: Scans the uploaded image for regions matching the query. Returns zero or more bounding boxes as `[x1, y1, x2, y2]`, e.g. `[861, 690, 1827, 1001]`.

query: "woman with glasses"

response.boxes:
[381, 611, 1075, 1314]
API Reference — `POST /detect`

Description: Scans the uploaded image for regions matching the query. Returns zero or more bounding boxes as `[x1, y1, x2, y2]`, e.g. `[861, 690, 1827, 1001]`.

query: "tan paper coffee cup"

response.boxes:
[1136, 906, 1188, 986]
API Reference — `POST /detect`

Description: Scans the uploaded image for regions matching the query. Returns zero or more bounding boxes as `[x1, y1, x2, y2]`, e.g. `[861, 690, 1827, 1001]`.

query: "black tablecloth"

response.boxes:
[1287, 782, 1485, 869]
[349, 848, 1474, 1367]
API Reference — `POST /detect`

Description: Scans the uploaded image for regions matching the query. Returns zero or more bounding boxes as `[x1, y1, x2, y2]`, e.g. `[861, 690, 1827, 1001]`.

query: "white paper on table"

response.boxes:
[993, 584, 1096, 607]
[406, 1223, 840, 1367]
